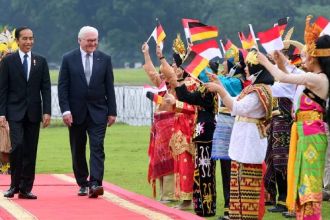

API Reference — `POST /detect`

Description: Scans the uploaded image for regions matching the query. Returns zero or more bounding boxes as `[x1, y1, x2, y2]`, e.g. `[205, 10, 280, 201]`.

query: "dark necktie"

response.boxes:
[23, 54, 28, 81]
[85, 53, 91, 84]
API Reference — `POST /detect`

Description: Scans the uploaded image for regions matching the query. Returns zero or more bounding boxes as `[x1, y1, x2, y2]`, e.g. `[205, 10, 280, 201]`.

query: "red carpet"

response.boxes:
[0, 174, 204, 220]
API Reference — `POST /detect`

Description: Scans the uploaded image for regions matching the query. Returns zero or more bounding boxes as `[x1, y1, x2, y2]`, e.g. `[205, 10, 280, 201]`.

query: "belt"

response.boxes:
[235, 116, 261, 123]
[235, 116, 267, 138]
[296, 111, 323, 122]
[218, 106, 231, 115]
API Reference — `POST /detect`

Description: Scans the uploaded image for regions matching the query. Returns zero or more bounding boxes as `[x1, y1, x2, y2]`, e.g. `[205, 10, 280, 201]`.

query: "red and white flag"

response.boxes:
[143, 81, 167, 94]
[258, 26, 284, 53]
[191, 39, 222, 60]
[315, 16, 330, 36]
[274, 17, 289, 36]
[182, 18, 200, 43]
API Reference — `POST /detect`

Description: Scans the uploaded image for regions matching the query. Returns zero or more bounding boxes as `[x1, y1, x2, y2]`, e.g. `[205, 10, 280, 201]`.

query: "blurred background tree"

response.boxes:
[0, 0, 329, 67]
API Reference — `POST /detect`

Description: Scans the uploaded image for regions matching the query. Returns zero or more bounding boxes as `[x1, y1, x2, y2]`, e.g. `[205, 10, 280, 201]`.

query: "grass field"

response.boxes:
[36, 124, 330, 220]
[50, 68, 149, 85]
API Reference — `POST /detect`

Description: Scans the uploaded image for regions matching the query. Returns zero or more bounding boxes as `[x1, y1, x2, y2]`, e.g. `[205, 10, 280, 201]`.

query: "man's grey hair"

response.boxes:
[78, 26, 98, 39]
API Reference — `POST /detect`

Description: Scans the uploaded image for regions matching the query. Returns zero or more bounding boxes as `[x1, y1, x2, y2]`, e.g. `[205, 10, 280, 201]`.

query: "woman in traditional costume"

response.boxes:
[258, 15, 330, 220]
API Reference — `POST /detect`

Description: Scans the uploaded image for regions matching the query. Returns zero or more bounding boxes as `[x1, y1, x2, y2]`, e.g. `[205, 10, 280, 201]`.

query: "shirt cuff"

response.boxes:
[62, 111, 71, 116]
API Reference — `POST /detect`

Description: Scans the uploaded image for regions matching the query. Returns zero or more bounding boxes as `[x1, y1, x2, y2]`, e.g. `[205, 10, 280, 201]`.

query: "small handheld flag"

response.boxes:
[147, 19, 166, 50]
[182, 18, 200, 44]
[258, 26, 284, 53]
[188, 22, 218, 43]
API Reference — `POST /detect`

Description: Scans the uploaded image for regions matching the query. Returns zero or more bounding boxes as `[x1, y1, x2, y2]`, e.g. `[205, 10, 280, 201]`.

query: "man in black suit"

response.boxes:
[58, 26, 117, 198]
[0, 27, 51, 199]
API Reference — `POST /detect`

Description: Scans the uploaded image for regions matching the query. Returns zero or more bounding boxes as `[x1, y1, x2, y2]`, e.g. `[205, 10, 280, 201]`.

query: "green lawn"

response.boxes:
[36, 124, 330, 219]
[50, 68, 150, 85]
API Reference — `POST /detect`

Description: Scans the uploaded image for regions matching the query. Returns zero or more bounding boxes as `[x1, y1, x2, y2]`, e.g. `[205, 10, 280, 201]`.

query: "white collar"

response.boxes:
[18, 50, 31, 58]
[80, 47, 93, 57]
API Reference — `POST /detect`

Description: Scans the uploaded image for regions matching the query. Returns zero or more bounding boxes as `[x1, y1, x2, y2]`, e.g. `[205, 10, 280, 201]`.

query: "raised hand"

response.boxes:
[142, 42, 149, 53]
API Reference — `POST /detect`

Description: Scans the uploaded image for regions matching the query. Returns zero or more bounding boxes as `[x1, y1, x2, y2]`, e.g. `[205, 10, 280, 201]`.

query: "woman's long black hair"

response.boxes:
[316, 35, 330, 126]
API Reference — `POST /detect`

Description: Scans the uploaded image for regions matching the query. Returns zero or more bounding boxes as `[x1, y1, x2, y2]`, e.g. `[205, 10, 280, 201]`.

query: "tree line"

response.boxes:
[1, 0, 329, 67]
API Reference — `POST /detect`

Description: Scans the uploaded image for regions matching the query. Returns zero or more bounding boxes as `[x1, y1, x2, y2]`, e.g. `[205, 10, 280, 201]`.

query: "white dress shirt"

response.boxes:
[228, 92, 268, 164]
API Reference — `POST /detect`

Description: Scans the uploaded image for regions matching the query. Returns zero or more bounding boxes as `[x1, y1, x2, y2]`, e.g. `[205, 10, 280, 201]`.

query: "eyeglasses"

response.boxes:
[81, 38, 98, 43]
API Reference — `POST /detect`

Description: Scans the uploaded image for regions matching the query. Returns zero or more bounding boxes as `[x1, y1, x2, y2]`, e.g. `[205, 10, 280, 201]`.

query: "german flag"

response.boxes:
[289, 47, 302, 66]
[276, 17, 288, 36]
[188, 22, 218, 43]
[181, 51, 209, 78]
[224, 39, 238, 52]
[238, 32, 255, 50]
[151, 21, 166, 47]
[146, 92, 163, 104]
[182, 18, 200, 43]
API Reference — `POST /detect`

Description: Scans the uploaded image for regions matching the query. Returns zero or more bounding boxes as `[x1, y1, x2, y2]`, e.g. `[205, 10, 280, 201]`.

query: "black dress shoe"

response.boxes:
[268, 204, 287, 213]
[282, 211, 296, 218]
[78, 186, 88, 196]
[88, 185, 104, 198]
[18, 192, 37, 199]
[3, 187, 19, 198]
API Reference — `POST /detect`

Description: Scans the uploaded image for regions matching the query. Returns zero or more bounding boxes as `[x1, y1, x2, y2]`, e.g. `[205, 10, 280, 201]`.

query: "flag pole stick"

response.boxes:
[146, 33, 153, 44]
[219, 39, 226, 56]
[146, 17, 159, 44]
[249, 24, 259, 50]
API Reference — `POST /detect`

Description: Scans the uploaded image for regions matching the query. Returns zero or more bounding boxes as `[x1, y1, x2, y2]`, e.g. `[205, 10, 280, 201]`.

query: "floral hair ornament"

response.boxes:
[246, 49, 259, 65]
[304, 15, 330, 57]
[0, 27, 18, 59]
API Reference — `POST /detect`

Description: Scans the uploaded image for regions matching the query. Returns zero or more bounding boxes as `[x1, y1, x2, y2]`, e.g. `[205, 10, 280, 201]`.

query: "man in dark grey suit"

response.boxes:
[0, 27, 51, 199]
[58, 26, 117, 198]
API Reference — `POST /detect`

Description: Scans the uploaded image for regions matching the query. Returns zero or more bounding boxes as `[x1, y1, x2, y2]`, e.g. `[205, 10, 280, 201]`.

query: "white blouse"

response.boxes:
[228, 92, 268, 164]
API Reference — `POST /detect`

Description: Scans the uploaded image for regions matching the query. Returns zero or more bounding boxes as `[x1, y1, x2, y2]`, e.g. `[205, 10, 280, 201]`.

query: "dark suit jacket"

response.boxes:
[58, 49, 117, 124]
[0, 52, 51, 122]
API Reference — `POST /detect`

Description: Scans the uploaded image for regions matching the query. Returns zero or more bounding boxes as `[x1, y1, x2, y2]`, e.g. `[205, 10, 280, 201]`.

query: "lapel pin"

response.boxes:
[33, 59, 36, 66]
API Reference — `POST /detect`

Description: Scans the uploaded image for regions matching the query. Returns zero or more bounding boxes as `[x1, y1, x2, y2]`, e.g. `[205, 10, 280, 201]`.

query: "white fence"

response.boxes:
[51, 85, 153, 126]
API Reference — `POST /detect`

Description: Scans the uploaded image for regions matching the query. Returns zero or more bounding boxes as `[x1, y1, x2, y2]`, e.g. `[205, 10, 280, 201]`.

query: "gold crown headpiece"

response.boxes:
[172, 33, 186, 60]
[304, 15, 330, 57]
[246, 49, 259, 65]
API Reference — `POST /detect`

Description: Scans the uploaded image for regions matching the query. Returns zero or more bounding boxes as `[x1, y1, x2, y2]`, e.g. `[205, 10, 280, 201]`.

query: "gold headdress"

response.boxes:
[172, 33, 186, 60]
[246, 49, 259, 65]
[304, 15, 330, 57]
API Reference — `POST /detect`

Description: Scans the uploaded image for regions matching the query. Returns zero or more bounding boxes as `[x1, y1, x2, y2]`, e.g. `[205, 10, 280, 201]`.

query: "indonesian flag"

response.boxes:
[238, 32, 255, 50]
[258, 26, 284, 53]
[181, 51, 209, 78]
[274, 17, 289, 36]
[143, 81, 167, 94]
[191, 39, 222, 60]
[150, 21, 166, 50]
[182, 18, 200, 43]
[315, 16, 330, 36]
[188, 22, 218, 43]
